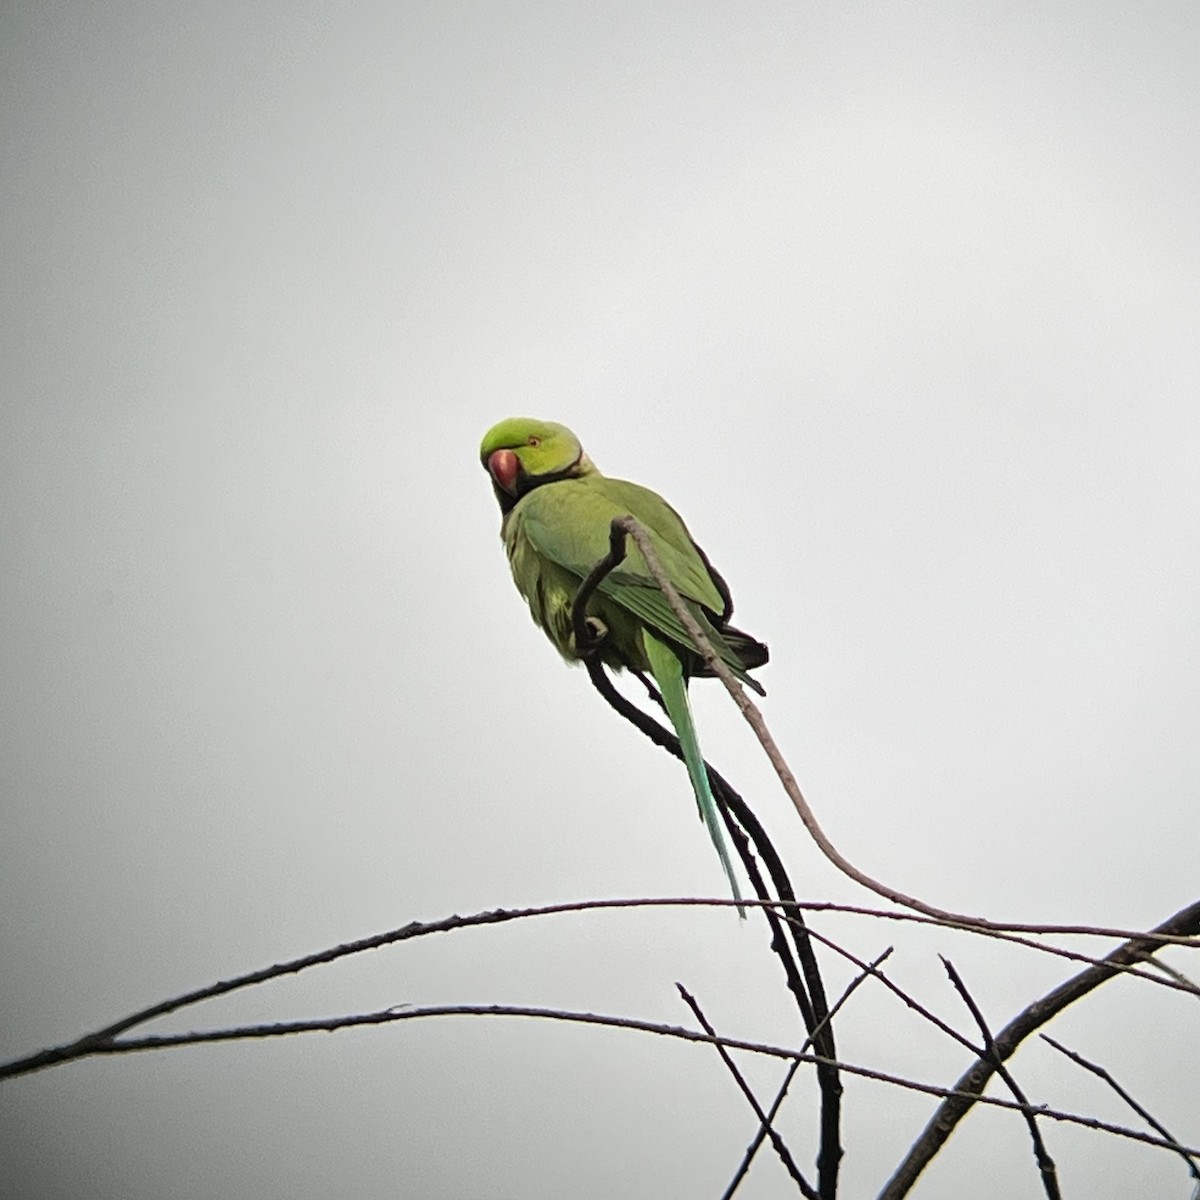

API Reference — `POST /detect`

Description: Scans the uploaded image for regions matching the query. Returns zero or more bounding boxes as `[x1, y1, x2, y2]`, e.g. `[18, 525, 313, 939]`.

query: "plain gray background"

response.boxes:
[3, 3, 1198, 1197]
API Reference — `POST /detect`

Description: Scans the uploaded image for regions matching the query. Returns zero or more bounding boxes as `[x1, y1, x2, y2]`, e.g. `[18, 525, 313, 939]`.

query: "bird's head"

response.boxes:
[480, 418, 594, 512]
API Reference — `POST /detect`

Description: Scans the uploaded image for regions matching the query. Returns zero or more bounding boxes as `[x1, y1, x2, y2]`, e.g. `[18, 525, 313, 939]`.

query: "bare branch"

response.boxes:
[803, 927, 981, 1055]
[1041, 1034, 1200, 1184]
[67, 1001, 1200, 1160]
[1135, 954, 1200, 994]
[724, 1060, 804, 1200]
[942, 958, 1060, 1200]
[724, 948, 894, 1198]
[676, 983, 816, 1199]
[5, 894, 1197, 1083]
[880, 898, 1200, 1198]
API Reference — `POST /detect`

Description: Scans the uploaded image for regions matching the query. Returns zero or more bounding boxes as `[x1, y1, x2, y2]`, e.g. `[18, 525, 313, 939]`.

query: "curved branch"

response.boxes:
[614, 518, 1200, 956]
[4, 894, 1195, 1083]
[571, 524, 842, 1196]
[581, 659, 844, 1192]
[60, 1000, 1200, 1161]
[879, 897, 1200, 1198]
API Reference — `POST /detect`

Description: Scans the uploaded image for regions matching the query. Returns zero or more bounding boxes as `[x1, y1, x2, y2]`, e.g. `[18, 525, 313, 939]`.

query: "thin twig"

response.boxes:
[941, 958, 1060, 1200]
[5, 894, 1197, 1083]
[68, 1001, 1200, 1160]
[801, 927, 981, 1055]
[1135, 954, 1200, 993]
[676, 984, 816, 1199]
[783, 903, 1197, 993]
[723, 948, 893, 1199]
[724, 1061, 804, 1200]
[1041, 1034, 1200, 1183]
[880, 897, 1200, 1198]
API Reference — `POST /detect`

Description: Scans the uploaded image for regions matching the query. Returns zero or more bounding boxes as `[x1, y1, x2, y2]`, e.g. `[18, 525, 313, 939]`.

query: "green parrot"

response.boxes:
[480, 417, 768, 910]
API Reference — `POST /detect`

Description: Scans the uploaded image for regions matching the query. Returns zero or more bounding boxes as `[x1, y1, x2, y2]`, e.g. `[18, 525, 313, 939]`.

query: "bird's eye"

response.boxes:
[527, 436, 541, 447]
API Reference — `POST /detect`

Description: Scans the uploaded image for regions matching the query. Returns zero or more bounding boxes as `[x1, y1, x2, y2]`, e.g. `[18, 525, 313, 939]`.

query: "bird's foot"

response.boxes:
[582, 615, 608, 648]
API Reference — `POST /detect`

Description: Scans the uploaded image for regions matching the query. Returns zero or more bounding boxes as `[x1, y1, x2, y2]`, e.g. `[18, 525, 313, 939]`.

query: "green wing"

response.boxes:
[512, 475, 760, 688]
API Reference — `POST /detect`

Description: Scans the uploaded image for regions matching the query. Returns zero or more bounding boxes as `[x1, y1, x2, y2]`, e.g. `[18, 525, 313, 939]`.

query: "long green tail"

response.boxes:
[643, 631, 747, 919]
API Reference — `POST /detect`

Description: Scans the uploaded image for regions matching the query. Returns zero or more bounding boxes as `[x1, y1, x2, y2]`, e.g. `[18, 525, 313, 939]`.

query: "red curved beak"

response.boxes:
[487, 448, 520, 494]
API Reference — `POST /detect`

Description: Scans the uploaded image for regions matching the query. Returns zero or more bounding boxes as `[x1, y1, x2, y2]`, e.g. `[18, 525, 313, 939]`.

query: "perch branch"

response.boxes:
[572, 518, 842, 1197]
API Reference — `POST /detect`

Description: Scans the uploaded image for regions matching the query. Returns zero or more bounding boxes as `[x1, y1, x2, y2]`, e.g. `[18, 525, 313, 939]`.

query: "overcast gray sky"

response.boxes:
[3, 3, 1198, 1197]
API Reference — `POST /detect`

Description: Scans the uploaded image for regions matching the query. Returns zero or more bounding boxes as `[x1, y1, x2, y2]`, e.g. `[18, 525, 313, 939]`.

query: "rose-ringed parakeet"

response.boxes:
[480, 417, 768, 909]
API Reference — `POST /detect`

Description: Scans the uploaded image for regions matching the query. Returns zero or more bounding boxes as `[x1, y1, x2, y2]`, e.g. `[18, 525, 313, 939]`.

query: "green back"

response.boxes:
[507, 473, 753, 683]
